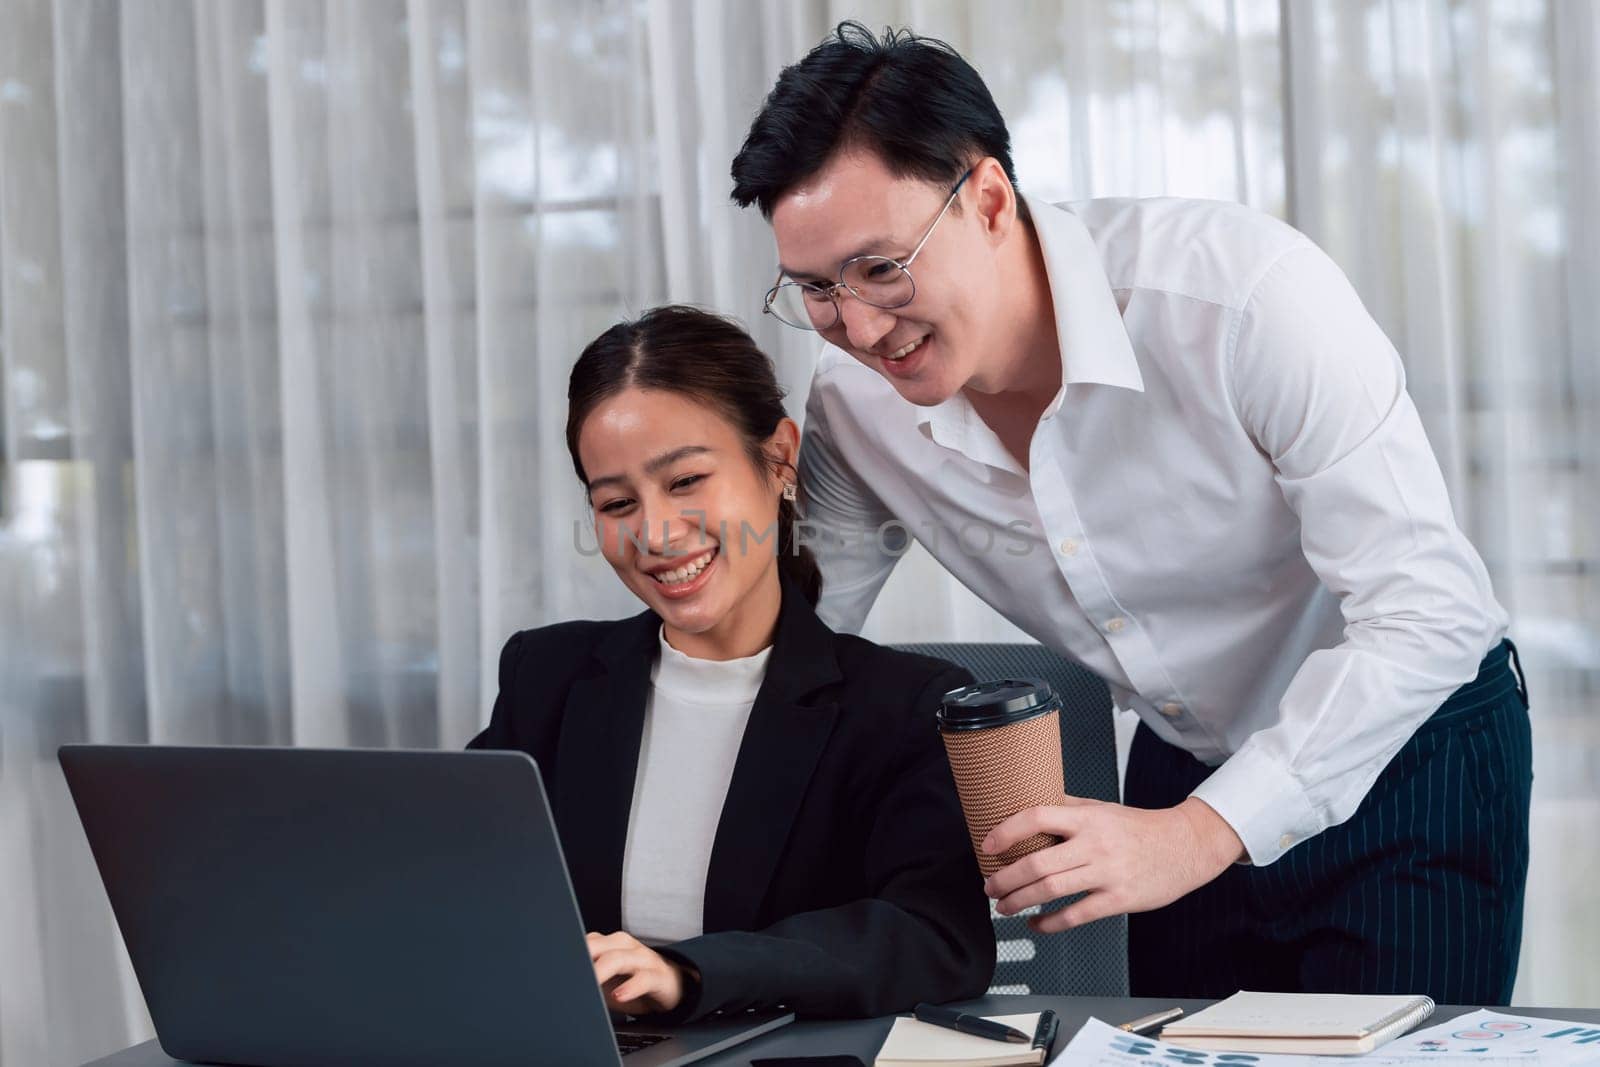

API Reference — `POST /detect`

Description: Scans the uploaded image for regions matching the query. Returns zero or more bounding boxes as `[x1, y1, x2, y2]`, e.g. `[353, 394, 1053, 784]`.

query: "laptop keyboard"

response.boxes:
[616, 1030, 671, 1056]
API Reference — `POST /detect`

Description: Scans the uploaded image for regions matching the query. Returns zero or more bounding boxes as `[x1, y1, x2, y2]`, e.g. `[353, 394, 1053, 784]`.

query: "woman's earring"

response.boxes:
[782, 483, 797, 502]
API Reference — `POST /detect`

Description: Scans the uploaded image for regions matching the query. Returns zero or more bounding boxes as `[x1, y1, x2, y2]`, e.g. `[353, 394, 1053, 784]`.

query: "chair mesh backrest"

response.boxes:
[896, 642, 1129, 997]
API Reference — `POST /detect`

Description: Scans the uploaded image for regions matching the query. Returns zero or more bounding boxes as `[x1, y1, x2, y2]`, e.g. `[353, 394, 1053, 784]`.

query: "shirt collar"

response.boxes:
[1027, 192, 1144, 397]
[652, 626, 771, 705]
[915, 391, 1018, 474]
[915, 192, 1143, 449]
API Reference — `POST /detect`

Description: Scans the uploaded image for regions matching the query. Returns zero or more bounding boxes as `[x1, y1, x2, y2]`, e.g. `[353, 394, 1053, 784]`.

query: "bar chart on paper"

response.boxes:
[1051, 1014, 1600, 1067]
[1376, 1011, 1600, 1062]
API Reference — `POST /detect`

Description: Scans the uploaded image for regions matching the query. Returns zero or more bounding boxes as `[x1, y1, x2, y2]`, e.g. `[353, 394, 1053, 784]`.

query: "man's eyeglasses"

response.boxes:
[763, 168, 974, 332]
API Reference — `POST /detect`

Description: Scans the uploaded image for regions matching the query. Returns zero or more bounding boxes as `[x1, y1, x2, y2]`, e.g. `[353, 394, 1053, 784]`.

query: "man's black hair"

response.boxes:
[730, 22, 1019, 219]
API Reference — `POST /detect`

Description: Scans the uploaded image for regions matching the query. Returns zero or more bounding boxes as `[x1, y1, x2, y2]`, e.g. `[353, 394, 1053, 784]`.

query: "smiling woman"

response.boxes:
[565, 306, 813, 659]
[466, 304, 996, 1023]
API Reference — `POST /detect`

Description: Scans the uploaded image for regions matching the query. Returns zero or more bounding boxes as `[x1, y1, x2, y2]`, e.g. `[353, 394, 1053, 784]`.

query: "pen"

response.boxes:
[1032, 1009, 1061, 1057]
[913, 1003, 1032, 1044]
[1118, 1007, 1185, 1036]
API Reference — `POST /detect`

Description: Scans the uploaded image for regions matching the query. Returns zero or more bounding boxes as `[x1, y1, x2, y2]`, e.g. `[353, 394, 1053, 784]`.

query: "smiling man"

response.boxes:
[730, 23, 1532, 1004]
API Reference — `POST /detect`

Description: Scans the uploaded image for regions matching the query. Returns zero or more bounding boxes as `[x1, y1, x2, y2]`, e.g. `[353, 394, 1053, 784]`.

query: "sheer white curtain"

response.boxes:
[1, 2, 1594, 1063]
[1277, 1, 1600, 1006]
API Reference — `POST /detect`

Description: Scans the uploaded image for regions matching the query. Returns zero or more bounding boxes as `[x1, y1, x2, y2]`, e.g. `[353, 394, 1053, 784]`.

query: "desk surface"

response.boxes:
[84, 996, 1600, 1066]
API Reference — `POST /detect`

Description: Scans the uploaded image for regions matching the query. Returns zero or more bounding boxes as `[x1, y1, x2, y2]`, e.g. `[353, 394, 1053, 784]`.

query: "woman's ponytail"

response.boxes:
[775, 494, 822, 607]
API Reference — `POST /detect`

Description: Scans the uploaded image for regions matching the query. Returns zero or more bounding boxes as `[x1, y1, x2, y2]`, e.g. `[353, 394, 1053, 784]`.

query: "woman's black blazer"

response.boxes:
[468, 572, 996, 1022]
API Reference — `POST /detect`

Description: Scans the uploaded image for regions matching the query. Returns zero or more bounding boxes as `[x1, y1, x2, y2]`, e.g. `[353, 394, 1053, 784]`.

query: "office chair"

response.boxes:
[895, 642, 1130, 997]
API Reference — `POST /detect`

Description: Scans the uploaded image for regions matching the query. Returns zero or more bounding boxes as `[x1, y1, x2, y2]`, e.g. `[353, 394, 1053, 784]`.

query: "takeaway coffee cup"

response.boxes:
[936, 678, 1066, 878]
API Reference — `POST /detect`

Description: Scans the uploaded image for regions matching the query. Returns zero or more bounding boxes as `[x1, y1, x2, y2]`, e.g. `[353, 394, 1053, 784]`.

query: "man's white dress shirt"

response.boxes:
[798, 193, 1508, 867]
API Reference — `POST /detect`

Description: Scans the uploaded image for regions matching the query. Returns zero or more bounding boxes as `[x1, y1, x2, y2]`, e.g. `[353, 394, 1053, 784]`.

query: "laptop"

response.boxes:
[58, 744, 792, 1066]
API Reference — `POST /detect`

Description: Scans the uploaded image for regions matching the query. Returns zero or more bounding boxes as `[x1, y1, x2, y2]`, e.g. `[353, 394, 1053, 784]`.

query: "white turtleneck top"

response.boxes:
[618, 628, 772, 945]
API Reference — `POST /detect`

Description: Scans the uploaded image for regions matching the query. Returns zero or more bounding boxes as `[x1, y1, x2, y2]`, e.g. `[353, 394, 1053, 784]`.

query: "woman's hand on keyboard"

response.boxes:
[587, 930, 690, 1015]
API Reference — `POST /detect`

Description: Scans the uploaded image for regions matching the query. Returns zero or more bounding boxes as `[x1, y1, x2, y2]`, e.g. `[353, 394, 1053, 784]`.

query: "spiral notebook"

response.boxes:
[1160, 991, 1436, 1055]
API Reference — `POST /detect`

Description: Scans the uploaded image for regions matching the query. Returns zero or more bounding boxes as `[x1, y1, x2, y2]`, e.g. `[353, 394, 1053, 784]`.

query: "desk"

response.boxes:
[84, 997, 1600, 1065]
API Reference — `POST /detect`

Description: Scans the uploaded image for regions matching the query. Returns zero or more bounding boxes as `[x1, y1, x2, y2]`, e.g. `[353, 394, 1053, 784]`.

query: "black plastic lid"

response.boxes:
[936, 678, 1061, 731]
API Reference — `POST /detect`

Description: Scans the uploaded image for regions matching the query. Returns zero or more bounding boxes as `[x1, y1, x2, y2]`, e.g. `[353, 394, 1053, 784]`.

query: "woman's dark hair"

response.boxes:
[567, 305, 822, 607]
[731, 21, 1018, 219]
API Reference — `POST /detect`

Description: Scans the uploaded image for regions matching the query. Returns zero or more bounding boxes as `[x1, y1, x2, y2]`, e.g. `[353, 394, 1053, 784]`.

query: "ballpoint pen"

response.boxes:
[913, 1003, 1032, 1043]
[1118, 1007, 1185, 1036]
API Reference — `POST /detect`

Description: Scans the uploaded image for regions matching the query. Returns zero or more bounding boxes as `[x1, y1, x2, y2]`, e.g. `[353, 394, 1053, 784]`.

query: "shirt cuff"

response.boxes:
[1188, 744, 1325, 866]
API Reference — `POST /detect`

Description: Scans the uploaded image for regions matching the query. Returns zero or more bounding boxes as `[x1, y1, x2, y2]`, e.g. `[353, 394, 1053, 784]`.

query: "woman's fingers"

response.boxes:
[610, 973, 659, 1006]
[586, 930, 640, 960]
[586, 931, 683, 1014]
[591, 946, 652, 986]
[606, 962, 680, 1014]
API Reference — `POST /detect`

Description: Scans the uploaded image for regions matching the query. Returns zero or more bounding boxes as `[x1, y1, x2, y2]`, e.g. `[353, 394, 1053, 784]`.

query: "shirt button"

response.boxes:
[1058, 538, 1079, 556]
[1279, 834, 1295, 851]
[1104, 617, 1126, 634]
[1160, 702, 1182, 718]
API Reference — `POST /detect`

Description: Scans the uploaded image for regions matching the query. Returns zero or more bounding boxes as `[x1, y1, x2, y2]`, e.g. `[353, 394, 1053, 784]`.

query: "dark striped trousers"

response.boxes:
[1125, 639, 1533, 1005]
